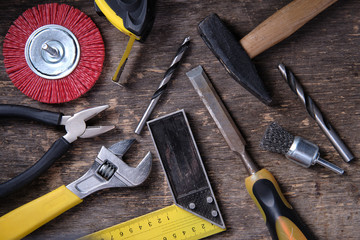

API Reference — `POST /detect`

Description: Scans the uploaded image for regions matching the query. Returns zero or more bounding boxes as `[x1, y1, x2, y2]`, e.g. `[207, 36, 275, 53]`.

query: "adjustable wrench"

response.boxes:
[0, 139, 152, 240]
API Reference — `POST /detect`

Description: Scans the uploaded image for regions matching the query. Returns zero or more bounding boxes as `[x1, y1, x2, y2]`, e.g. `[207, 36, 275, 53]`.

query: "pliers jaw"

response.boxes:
[67, 139, 152, 199]
[0, 104, 115, 198]
[61, 105, 115, 143]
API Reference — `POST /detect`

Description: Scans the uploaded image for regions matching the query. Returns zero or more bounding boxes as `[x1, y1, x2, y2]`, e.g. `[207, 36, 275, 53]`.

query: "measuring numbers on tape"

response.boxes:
[79, 204, 225, 240]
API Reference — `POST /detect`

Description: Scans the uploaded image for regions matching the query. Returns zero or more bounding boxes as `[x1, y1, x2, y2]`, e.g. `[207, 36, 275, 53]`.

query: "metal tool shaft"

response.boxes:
[278, 63, 354, 162]
[187, 65, 258, 175]
[316, 157, 344, 175]
[286, 135, 344, 175]
[135, 37, 190, 134]
[42, 43, 59, 57]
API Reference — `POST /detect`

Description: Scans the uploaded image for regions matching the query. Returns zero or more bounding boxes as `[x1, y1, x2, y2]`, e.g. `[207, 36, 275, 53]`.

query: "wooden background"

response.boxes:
[0, 0, 359, 239]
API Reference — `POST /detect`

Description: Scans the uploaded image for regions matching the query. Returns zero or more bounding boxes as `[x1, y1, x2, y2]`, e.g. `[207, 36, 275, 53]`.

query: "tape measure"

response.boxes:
[78, 204, 225, 240]
[94, 0, 156, 83]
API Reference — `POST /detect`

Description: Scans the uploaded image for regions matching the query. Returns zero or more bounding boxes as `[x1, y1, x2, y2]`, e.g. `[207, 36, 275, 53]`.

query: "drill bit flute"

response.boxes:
[278, 63, 354, 163]
[135, 37, 190, 134]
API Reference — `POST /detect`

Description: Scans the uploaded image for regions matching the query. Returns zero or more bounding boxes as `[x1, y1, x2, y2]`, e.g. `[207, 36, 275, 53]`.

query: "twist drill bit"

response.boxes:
[278, 63, 354, 163]
[135, 37, 190, 134]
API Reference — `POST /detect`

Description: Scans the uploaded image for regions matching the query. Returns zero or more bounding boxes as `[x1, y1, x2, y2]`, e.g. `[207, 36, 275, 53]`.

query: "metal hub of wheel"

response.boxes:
[25, 24, 80, 79]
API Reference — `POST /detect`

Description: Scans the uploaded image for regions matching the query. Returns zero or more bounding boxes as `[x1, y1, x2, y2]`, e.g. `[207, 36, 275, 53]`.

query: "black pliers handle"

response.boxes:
[0, 104, 114, 198]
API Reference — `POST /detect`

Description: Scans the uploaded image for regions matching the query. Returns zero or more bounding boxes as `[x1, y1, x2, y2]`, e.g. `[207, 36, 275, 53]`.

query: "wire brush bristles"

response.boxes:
[260, 122, 294, 155]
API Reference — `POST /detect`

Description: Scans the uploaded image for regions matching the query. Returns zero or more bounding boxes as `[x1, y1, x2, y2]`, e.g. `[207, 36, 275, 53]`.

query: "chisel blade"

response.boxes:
[186, 65, 246, 155]
[187, 65, 258, 175]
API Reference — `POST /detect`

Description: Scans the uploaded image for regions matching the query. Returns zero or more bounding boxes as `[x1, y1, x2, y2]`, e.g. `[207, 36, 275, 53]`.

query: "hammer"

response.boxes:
[199, 0, 337, 105]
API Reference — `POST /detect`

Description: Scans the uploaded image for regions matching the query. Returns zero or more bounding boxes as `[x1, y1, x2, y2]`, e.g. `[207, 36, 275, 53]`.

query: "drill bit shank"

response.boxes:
[135, 37, 190, 134]
[278, 63, 354, 163]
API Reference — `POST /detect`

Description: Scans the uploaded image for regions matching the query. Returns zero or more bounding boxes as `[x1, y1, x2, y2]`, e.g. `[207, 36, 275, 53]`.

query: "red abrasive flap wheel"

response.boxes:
[3, 3, 105, 103]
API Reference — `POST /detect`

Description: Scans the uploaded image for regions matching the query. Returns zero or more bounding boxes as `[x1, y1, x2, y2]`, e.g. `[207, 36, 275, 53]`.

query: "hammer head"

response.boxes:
[198, 13, 272, 105]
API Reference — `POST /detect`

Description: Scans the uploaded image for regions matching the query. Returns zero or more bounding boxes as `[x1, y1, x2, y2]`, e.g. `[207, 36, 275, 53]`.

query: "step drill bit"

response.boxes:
[260, 122, 344, 175]
[135, 37, 190, 134]
[278, 63, 354, 163]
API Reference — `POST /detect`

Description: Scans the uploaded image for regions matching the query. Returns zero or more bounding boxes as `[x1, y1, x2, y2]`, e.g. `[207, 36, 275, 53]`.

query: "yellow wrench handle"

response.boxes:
[0, 185, 82, 240]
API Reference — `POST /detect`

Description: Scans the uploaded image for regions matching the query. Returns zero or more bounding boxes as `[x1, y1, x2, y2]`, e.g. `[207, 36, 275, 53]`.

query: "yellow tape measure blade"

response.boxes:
[112, 35, 136, 83]
[79, 205, 225, 240]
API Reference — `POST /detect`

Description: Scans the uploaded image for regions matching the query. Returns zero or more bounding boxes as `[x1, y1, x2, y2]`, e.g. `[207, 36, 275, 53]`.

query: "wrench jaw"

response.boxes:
[121, 152, 152, 186]
[108, 139, 136, 158]
[66, 142, 152, 199]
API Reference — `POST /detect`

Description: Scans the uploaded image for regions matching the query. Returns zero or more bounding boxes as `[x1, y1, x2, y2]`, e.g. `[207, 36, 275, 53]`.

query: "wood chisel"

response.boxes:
[187, 66, 314, 240]
[94, 0, 156, 84]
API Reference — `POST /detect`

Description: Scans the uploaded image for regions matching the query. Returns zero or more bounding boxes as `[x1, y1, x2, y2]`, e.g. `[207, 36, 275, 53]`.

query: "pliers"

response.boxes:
[0, 104, 114, 198]
[0, 139, 152, 240]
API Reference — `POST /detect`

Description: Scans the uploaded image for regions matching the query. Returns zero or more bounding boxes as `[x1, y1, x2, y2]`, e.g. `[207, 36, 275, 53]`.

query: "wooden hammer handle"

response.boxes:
[240, 0, 338, 59]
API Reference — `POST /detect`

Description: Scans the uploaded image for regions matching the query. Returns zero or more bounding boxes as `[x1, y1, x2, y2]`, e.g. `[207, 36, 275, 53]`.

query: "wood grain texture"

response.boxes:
[0, 0, 359, 239]
[241, 0, 338, 58]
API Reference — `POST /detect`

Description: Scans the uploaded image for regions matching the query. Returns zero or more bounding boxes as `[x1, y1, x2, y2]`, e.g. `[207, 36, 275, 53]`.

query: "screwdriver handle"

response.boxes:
[0, 185, 82, 240]
[245, 169, 314, 240]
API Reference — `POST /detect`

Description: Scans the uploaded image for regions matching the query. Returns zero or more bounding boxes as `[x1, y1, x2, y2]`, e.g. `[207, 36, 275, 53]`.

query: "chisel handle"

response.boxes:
[245, 169, 314, 240]
[0, 185, 82, 240]
[241, 0, 338, 58]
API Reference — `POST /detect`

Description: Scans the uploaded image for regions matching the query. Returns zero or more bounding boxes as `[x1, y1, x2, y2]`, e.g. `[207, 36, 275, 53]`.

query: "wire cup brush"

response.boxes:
[260, 122, 344, 175]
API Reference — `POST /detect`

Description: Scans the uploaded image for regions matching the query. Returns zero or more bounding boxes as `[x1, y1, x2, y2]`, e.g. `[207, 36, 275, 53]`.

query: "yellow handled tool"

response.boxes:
[0, 139, 152, 240]
[187, 66, 314, 240]
[94, 0, 156, 84]
[0, 186, 82, 240]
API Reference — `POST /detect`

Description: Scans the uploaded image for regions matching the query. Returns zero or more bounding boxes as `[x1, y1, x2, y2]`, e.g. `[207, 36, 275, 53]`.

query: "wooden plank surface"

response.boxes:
[0, 0, 359, 239]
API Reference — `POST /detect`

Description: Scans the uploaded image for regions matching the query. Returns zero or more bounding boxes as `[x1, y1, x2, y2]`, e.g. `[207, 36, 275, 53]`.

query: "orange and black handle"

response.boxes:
[245, 169, 314, 240]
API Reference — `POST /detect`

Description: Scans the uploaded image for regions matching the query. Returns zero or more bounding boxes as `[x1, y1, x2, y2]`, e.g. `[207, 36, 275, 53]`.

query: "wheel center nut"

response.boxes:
[25, 24, 80, 79]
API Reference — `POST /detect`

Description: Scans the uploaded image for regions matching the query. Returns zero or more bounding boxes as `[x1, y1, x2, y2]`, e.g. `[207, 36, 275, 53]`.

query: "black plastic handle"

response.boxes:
[0, 137, 71, 198]
[100, 0, 156, 40]
[0, 104, 63, 125]
[246, 169, 315, 240]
